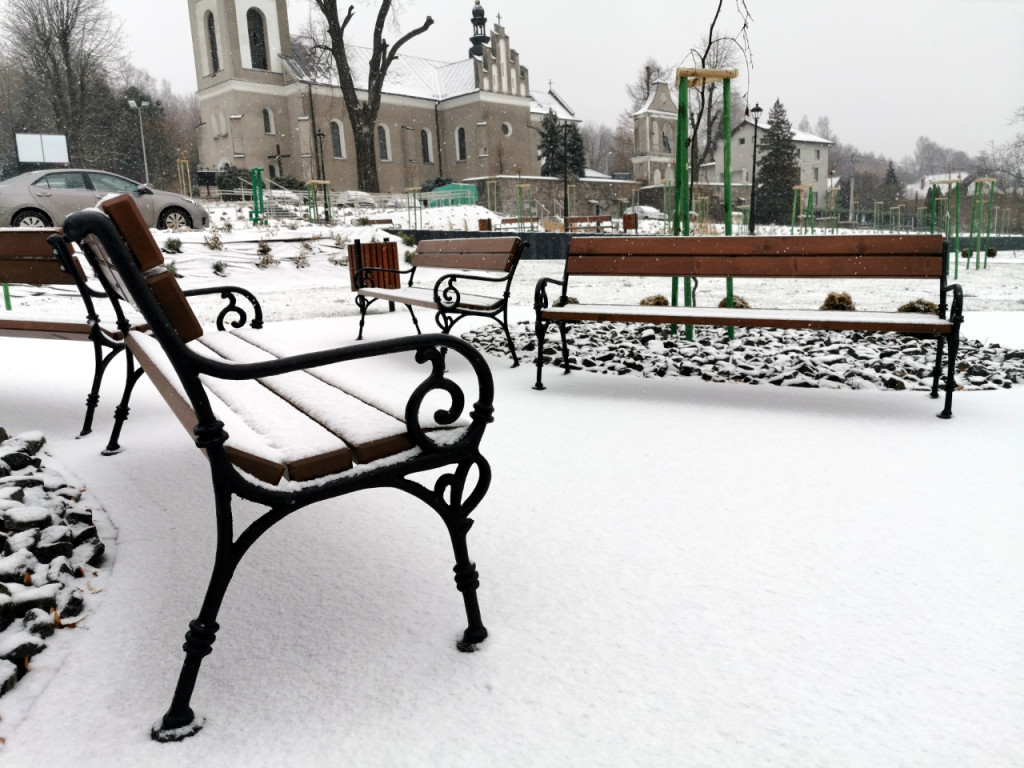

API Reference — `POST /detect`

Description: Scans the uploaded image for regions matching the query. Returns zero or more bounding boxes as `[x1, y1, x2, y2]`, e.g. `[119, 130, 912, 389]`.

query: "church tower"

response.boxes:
[187, 0, 292, 88]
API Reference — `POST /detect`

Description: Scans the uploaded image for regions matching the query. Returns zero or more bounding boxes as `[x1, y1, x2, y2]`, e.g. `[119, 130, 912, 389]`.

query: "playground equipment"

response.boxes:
[791, 185, 814, 234]
[514, 184, 535, 232]
[405, 187, 423, 230]
[176, 155, 193, 199]
[968, 177, 996, 269]
[889, 205, 903, 233]
[673, 66, 739, 339]
[249, 168, 266, 225]
[930, 178, 961, 278]
[306, 179, 332, 224]
[823, 187, 841, 233]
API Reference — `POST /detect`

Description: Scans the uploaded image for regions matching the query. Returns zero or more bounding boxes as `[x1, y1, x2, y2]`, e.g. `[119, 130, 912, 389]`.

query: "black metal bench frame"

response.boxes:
[59, 198, 494, 742]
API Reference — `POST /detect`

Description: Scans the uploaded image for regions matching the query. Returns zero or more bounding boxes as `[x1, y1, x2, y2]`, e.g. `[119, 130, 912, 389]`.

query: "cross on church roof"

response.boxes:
[496, 12, 501, 25]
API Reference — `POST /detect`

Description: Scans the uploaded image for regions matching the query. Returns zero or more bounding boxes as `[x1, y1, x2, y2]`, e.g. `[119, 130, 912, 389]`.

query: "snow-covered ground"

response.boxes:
[1, 207, 1022, 767]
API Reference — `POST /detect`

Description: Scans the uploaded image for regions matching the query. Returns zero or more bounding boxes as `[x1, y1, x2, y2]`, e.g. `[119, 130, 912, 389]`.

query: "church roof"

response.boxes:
[282, 42, 478, 101]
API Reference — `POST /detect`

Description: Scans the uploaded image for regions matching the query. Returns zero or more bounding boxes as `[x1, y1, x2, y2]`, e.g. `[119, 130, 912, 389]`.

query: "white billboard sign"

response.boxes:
[15, 133, 70, 164]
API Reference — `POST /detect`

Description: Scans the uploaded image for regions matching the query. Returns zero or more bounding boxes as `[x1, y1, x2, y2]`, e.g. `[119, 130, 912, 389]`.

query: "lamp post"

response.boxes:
[562, 121, 570, 233]
[747, 102, 762, 235]
[127, 99, 151, 184]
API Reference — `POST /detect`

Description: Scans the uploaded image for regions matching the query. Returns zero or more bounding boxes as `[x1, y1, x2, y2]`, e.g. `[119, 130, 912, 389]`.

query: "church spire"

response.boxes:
[469, 1, 488, 57]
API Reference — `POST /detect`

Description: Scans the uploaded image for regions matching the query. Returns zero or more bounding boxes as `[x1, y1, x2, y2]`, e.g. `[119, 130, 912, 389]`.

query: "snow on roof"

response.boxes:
[734, 117, 834, 146]
[530, 89, 578, 121]
[282, 42, 477, 101]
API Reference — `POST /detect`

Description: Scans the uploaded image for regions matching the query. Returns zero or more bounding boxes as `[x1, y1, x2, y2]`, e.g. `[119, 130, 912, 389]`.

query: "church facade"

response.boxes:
[187, 0, 576, 193]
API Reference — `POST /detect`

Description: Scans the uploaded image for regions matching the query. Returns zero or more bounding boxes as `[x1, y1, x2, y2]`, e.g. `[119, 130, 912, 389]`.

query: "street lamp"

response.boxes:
[127, 99, 151, 184]
[748, 102, 763, 235]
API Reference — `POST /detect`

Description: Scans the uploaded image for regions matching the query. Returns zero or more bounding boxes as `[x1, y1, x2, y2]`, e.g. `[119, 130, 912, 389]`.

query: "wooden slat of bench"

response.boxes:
[567, 235, 946, 279]
[540, 304, 953, 334]
[414, 237, 520, 272]
[0, 317, 93, 341]
[197, 331, 416, 465]
[229, 323, 472, 431]
[127, 333, 291, 485]
[358, 285, 503, 312]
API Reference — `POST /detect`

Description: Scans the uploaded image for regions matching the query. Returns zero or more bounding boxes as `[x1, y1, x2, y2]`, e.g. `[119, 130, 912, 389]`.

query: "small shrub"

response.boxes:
[203, 232, 223, 251]
[357, 216, 370, 226]
[220, 221, 233, 233]
[987, 246, 997, 259]
[328, 253, 347, 267]
[400, 232, 417, 247]
[639, 294, 669, 306]
[332, 232, 349, 248]
[718, 295, 750, 309]
[163, 237, 182, 254]
[256, 252, 280, 269]
[256, 239, 272, 256]
[961, 248, 972, 260]
[404, 249, 416, 264]
[300, 240, 314, 254]
[820, 291, 855, 311]
[897, 298, 938, 314]
[212, 260, 227, 277]
[165, 261, 179, 277]
[555, 296, 579, 306]
[292, 254, 310, 269]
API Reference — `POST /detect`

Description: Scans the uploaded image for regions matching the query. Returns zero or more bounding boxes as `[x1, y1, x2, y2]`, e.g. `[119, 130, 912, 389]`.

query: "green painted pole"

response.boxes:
[722, 77, 734, 339]
[954, 182, 960, 280]
[984, 180, 995, 267]
[807, 189, 815, 234]
[972, 188, 981, 270]
[791, 189, 799, 234]
[3, 283, 10, 311]
[930, 185, 937, 234]
[672, 72, 692, 338]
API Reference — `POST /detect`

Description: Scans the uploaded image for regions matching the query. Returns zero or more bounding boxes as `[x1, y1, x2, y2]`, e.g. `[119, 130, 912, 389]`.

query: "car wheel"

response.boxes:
[12, 209, 53, 228]
[158, 206, 192, 230]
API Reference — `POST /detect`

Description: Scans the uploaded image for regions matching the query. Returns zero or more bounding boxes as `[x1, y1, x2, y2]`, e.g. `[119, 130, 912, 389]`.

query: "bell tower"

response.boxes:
[469, 1, 489, 57]
[187, 0, 292, 90]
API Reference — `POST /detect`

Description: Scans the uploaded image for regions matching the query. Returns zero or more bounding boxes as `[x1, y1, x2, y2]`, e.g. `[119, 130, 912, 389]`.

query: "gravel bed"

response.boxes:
[464, 321, 1024, 391]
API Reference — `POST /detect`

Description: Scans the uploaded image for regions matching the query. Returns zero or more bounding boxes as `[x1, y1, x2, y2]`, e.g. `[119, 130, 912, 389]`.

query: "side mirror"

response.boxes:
[137, 185, 153, 196]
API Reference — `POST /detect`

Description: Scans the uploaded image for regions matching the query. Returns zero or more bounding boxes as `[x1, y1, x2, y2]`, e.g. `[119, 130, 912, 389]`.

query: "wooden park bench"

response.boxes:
[58, 193, 496, 741]
[355, 236, 527, 366]
[1, 227, 130, 446]
[533, 234, 965, 418]
[567, 215, 613, 233]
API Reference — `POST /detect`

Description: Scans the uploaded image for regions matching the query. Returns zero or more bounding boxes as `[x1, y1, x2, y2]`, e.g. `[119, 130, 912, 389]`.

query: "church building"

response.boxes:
[187, 0, 576, 193]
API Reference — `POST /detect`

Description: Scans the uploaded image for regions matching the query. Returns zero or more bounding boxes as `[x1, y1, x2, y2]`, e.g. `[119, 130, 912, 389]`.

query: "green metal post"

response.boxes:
[954, 182, 960, 280]
[3, 283, 10, 311]
[971, 187, 981, 270]
[672, 72, 692, 339]
[930, 185, 937, 234]
[249, 168, 265, 225]
[807, 189, 815, 234]
[722, 77, 734, 339]
[791, 189, 799, 234]
[984, 180, 995, 267]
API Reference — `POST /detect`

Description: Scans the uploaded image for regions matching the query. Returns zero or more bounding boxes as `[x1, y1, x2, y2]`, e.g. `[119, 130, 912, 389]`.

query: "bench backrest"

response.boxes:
[77, 194, 204, 342]
[0, 227, 84, 285]
[567, 235, 947, 279]
[413, 237, 522, 273]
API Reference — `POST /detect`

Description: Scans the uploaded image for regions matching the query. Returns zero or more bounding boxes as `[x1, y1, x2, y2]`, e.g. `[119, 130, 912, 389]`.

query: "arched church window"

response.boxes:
[420, 129, 433, 164]
[377, 125, 391, 161]
[456, 127, 467, 161]
[263, 108, 275, 135]
[247, 8, 268, 70]
[206, 11, 220, 73]
[330, 120, 346, 159]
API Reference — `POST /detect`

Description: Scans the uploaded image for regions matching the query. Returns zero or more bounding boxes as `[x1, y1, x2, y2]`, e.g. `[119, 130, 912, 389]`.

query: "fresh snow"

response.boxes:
[0, 206, 1022, 766]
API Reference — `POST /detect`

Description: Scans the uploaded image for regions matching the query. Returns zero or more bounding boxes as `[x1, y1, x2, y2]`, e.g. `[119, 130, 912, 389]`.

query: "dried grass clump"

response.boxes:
[639, 294, 669, 306]
[820, 291, 855, 311]
[718, 295, 750, 309]
[897, 298, 938, 314]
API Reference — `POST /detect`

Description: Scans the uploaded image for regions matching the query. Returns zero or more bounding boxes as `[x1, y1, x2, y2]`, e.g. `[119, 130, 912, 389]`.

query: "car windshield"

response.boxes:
[88, 173, 139, 193]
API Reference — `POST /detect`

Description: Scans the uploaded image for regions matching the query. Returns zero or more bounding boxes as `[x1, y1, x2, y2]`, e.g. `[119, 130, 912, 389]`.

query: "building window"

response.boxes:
[206, 11, 220, 73]
[247, 8, 268, 70]
[815, 149, 821, 160]
[330, 120, 346, 159]
[263, 108, 275, 135]
[268, 165, 277, 179]
[797, 148, 802, 157]
[813, 167, 820, 181]
[420, 129, 433, 164]
[377, 124, 391, 161]
[456, 127, 467, 161]
[739, 137, 746, 145]
[501, 122, 512, 137]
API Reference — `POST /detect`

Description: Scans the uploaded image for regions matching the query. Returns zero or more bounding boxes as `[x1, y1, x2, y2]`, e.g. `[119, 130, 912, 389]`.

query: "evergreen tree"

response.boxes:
[538, 111, 586, 180]
[881, 160, 902, 207]
[754, 99, 801, 225]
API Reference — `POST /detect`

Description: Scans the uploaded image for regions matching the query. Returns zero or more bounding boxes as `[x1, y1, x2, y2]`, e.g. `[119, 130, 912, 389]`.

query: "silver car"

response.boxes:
[0, 169, 209, 229]
[623, 205, 668, 221]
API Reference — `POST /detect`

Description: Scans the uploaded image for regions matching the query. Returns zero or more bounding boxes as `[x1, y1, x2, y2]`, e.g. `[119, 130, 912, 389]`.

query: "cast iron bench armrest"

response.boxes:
[182, 286, 264, 332]
[431, 271, 513, 310]
[945, 283, 964, 324]
[355, 264, 413, 290]
[533, 276, 565, 311]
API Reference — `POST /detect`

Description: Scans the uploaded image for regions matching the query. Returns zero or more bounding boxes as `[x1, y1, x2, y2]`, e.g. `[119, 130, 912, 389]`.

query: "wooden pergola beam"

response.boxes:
[677, 67, 739, 87]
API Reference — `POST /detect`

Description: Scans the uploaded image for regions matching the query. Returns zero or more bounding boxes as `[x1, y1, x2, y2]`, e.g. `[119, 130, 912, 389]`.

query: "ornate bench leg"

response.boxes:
[533, 317, 548, 390]
[930, 334, 945, 400]
[356, 295, 370, 340]
[449, 518, 488, 651]
[938, 333, 958, 419]
[80, 338, 122, 437]
[498, 307, 520, 368]
[103, 352, 144, 455]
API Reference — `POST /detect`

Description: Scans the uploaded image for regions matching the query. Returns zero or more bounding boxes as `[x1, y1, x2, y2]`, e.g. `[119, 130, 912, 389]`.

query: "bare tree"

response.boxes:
[310, 1, 433, 192]
[626, 58, 673, 113]
[0, 0, 123, 165]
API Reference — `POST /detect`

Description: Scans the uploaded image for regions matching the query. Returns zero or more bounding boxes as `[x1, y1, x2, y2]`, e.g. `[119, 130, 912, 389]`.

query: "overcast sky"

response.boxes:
[107, 0, 1023, 163]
